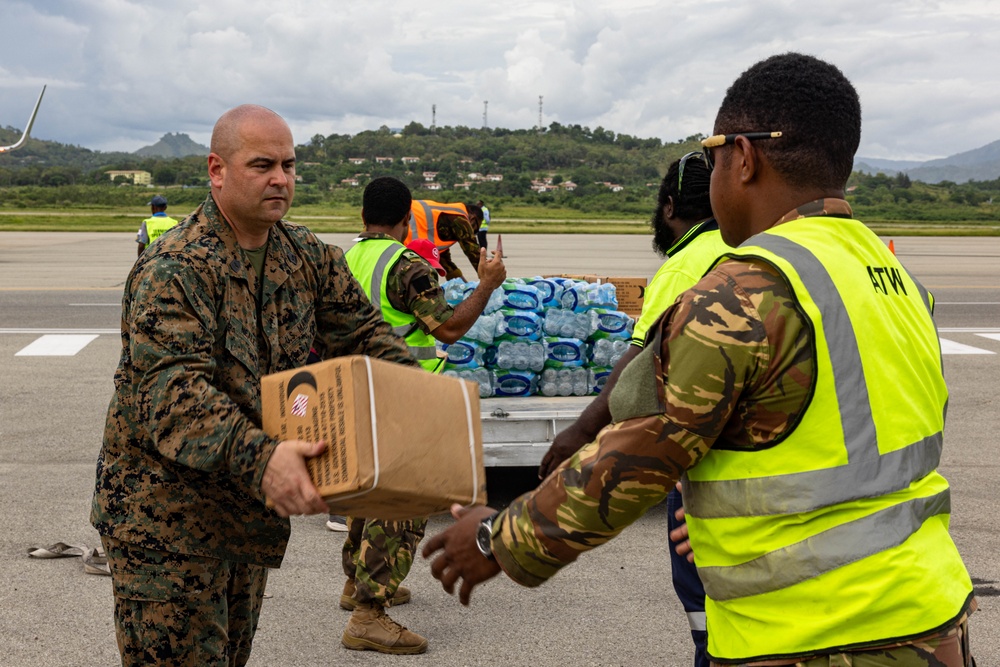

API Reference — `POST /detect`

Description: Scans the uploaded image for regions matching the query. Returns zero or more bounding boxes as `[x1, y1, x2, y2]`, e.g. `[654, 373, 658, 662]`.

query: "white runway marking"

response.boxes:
[939, 339, 995, 355]
[978, 333, 1000, 343]
[15, 334, 99, 356]
[0, 328, 119, 335]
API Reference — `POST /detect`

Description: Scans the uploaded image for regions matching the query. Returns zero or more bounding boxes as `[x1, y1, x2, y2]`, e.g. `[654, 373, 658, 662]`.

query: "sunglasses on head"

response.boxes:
[700, 131, 782, 169]
[676, 151, 706, 197]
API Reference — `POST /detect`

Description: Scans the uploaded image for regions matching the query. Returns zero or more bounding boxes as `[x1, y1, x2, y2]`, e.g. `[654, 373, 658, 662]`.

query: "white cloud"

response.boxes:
[0, 0, 998, 159]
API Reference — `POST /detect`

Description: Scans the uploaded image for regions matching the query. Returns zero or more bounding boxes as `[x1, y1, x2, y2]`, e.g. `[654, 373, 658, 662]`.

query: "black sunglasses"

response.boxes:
[700, 131, 782, 169]
[677, 151, 705, 197]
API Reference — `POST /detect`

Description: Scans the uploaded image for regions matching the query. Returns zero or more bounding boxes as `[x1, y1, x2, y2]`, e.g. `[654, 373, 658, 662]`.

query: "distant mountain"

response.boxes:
[854, 140, 1000, 183]
[135, 132, 209, 158]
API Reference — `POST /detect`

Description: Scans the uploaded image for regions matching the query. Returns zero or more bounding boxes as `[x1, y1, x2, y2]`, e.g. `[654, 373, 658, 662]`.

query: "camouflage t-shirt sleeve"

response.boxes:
[437, 215, 481, 269]
[492, 259, 814, 586]
[385, 251, 454, 334]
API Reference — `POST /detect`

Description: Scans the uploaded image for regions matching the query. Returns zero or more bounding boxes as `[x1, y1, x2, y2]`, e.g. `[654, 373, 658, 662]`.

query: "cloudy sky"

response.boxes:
[1, 0, 997, 161]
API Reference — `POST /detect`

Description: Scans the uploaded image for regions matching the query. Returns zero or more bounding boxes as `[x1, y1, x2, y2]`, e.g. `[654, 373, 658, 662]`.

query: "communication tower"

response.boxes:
[538, 95, 544, 132]
[431, 104, 437, 132]
[483, 100, 488, 128]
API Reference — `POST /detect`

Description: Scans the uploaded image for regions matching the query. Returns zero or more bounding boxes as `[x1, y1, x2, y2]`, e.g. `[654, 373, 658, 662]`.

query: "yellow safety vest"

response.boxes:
[683, 216, 973, 663]
[632, 219, 729, 346]
[145, 215, 179, 244]
[345, 237, 444, 373]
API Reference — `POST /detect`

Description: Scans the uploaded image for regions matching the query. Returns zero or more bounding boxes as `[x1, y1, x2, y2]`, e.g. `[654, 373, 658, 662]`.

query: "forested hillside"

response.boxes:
[2, 122, 999, 225]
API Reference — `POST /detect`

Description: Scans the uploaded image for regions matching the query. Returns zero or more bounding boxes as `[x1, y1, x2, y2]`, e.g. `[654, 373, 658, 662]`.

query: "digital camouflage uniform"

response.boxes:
[91, 195, 416, 666]
[342, 232, 455, 606]
[488, 200, 975, 667]
[435, 213, 481, 280]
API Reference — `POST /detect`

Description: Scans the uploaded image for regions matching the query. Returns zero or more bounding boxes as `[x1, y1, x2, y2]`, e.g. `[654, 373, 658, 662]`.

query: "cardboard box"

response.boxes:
[546, 274, 648, 319]
[261, 356, 486, 520]
[603, 276, 647, 319]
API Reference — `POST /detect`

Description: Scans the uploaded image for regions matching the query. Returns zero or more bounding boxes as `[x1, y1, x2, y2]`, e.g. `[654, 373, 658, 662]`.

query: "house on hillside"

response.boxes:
[422, 171, 439, 182]
[401, 156, 420, 164]
[375, 156, 394, 164]
[425, 182, 442, 191]
[348, 157, 366, 165]
[106, 170, 151, 185]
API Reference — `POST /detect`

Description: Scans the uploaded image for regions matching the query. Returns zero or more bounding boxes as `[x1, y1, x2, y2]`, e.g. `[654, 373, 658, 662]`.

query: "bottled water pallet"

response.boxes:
[479, 395, 591, 467]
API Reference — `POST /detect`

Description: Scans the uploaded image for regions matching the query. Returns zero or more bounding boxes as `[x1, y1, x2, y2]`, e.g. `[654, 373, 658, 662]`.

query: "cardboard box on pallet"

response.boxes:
[548, 274, 648, 319]
[261, 355, 486, 520]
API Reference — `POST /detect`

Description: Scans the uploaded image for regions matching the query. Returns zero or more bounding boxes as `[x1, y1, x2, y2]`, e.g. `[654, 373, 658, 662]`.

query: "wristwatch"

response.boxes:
[476, 511, 499, 561]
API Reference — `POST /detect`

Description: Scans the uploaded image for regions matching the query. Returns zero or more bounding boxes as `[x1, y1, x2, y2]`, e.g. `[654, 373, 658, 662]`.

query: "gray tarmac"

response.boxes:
[1, 231, 998, 666]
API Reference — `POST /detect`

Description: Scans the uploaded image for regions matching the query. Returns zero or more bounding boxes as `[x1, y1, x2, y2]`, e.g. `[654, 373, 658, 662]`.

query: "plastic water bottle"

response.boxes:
[499, 282, 542, 311]
[609, 339, 630, 366]
[444, 368, 494, 398]
[543, 309, 597, 339]
[590, 338, 629, 367]
[543, 337, 587, 368]
[441, 278, 469, 305]
[493, 341, 544, 371]
[539, 368, 591, 396]
[561, 281, 618, 311]
[590, 309, 634, 340]
[497, 309, 543, 340]
[464, 311, 501, 345]
[483, 286, 506, 314]
[442, 339, 485, 369]
[525, 278, 563, 308]
[559, 281, 589, 312]
[492, 370, 539, 397]
[588, 366, 613, 394]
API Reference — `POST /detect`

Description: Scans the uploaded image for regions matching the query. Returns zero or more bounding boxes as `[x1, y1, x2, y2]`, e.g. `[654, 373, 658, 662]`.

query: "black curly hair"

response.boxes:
[651, 152, 714, 255]
[362, 176, 412, 227]
[713, 52, 861, 191]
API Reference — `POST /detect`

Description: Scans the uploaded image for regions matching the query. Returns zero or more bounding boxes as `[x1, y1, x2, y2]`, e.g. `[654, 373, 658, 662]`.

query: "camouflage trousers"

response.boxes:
[101, 535, 268, 667]
[341, 516, 427, 606]
[711, 617, 974, 666]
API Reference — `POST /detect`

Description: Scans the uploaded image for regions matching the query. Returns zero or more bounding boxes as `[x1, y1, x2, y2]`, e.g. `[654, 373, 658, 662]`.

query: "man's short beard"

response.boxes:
[650, 207, 676, 257]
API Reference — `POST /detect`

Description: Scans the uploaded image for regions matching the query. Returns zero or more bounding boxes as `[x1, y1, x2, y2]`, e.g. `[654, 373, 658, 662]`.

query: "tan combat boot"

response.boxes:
[341, 603, 427, 654]
[340, 579, 411, 611]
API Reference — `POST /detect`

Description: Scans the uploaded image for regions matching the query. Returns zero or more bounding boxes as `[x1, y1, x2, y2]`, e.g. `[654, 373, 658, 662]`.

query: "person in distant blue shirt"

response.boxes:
[136, 194, 179, 257]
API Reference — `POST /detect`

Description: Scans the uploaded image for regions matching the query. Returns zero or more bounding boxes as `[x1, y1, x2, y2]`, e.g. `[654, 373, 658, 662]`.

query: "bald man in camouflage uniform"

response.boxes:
[338, 176, 505, 654]
[91, 105, 417, 667]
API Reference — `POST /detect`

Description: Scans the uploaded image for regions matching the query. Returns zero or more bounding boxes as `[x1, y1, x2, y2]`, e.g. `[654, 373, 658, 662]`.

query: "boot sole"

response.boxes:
[342, 634, 427, 655]
[340, 590, 411, 611]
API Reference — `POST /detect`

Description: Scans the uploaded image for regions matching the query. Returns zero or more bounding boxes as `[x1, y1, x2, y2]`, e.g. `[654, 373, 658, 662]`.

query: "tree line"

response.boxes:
[2, 122, 999, 223]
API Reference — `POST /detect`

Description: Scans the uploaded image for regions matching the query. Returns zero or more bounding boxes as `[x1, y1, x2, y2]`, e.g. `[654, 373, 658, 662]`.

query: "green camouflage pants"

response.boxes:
[711, 618, 974, 666]
[341, 516, 427, 606]
[101, 535, 268, 667]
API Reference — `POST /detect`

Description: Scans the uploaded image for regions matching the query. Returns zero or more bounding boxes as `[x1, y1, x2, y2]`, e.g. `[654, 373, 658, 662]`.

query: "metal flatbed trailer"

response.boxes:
[479, 395, 590, 467]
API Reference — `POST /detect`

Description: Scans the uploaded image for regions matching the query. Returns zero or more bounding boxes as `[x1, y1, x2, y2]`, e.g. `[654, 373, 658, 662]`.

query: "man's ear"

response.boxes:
[733, 135, 759, 185]
[663, 196, 675, 220]
[208, 153, 226, 188]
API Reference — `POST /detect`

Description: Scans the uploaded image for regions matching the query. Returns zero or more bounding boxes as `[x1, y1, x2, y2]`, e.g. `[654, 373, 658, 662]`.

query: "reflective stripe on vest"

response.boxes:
[685, 234, 940, 521]
[407, 201, 468, 250]
[346, 238, 442, 370]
